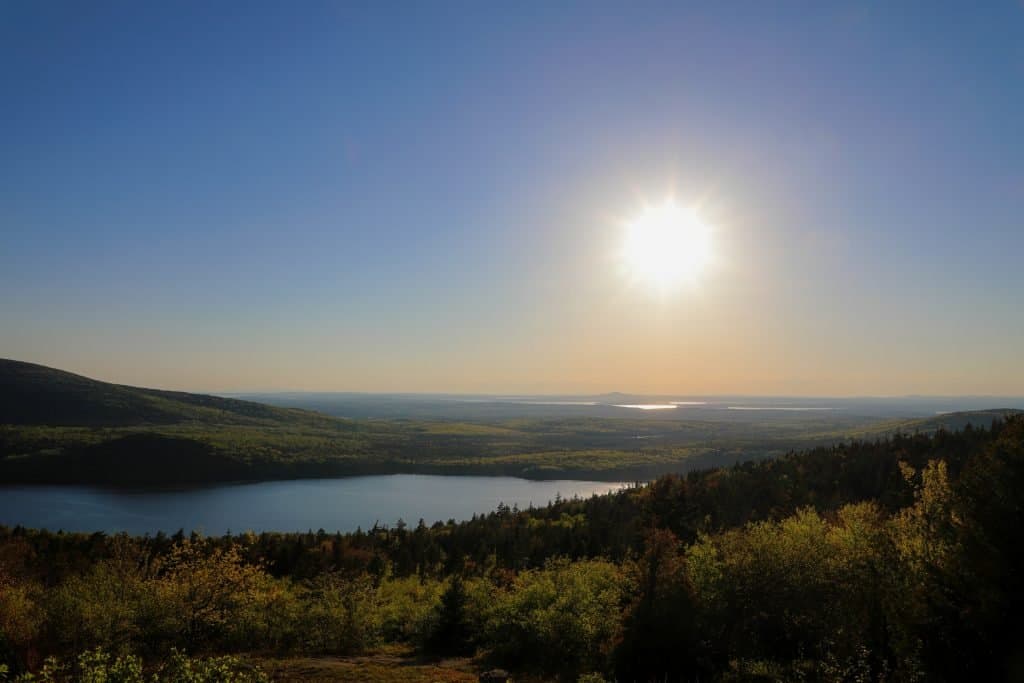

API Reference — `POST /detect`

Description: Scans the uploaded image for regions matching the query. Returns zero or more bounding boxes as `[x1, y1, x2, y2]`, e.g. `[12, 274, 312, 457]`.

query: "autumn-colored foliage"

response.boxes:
[2, 417, 1022, 681]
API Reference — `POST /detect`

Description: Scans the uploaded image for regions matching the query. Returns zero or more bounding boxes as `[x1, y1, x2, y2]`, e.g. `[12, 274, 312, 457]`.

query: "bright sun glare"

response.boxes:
[622, 201, 713, 289]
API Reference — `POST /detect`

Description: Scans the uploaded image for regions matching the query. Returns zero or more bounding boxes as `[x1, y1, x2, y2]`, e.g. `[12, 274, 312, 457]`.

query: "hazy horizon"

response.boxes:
[3, 3, 1022, 396]
[8, 356, 1024, 401]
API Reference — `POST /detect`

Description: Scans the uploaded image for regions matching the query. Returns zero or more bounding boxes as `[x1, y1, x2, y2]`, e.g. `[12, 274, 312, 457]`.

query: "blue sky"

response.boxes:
[2, 2, 1023, 394]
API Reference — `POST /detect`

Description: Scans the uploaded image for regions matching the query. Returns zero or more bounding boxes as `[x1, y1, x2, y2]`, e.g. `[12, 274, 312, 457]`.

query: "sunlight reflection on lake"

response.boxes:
[613, 404, 678, 410]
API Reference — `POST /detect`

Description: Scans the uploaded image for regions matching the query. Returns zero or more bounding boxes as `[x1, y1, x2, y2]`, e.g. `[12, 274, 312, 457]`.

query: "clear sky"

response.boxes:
[2, 2, 1022, 395]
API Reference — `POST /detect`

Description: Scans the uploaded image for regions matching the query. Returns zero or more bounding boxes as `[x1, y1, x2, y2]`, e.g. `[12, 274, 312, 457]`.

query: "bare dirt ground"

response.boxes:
[251, 647, 481, 682]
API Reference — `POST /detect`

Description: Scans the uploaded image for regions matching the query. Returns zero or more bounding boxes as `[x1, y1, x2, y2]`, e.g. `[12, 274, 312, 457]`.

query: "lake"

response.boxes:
[0, 475, 628, 536]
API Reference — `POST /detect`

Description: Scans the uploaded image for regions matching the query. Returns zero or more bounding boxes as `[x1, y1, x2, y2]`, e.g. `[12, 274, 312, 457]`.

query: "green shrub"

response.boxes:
[294, 575, 381, 654]
[377, 576, 444, 643]
[480, 559, 622, 681]
[76, 648, 143, 682]
[156, 649, 267, 682]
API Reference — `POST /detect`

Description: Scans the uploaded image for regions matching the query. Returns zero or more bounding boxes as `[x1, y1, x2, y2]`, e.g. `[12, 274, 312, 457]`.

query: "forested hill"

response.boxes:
[0, 359, 368, 486]
[0, 359, 334, 427]
[857, 408, 1023, 436]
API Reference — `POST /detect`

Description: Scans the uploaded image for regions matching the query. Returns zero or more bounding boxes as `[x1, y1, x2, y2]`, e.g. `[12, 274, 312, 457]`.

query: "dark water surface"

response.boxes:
[0, 475, 627, 535]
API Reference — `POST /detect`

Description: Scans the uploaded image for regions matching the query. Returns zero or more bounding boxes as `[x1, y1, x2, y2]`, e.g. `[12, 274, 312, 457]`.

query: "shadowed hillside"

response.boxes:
[0, 359, 333, 427]
[0, 360, 373, 486]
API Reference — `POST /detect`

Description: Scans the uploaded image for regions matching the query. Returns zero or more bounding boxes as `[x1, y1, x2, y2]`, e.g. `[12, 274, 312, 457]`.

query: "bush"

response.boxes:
[378, 575, 444, 644]
[480, 559, 622, 681]
[294, 574, 381, 654]
[0, 649, 267, 683]
[156, 649, 268, 682]
[76, 648, 143, 682]
[0, 570, 41, 672]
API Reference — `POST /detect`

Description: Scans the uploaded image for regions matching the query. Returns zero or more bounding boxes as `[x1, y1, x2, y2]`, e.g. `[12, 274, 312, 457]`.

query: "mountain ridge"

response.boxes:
[0, 358, 339, 427]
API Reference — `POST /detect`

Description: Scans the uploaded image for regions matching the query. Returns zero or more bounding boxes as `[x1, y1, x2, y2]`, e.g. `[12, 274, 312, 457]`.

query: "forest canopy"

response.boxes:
[2, 417, 1022, 681]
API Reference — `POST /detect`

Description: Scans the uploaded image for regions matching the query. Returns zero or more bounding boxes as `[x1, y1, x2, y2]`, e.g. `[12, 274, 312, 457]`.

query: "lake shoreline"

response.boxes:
[0, 446, 765, 491]
[0, 470, 649, 495]
[0, 474, 632, 536]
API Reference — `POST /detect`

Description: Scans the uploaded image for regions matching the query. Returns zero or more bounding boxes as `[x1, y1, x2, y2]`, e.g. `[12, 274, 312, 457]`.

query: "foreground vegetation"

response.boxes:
[1, 416, 1021, 681]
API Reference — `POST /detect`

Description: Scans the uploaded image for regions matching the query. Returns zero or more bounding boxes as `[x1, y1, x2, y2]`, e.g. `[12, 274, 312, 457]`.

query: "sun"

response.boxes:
[621, 200, 713, 289]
